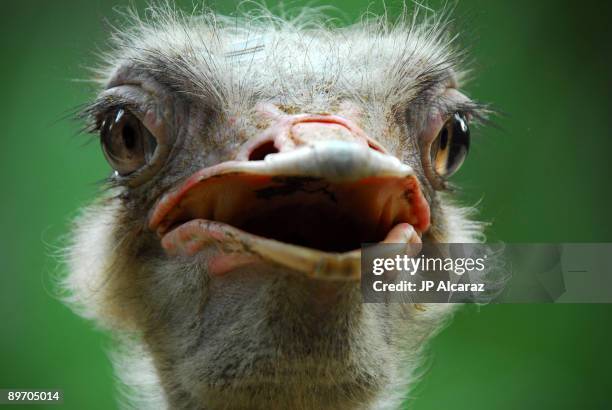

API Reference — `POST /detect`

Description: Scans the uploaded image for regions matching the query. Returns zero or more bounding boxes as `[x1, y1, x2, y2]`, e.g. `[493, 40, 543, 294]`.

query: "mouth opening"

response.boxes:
[240, 200, 373, 253]
[149, 142, 430, 279]
[156, 174, 428, 253]
[229, 177, 401, 253]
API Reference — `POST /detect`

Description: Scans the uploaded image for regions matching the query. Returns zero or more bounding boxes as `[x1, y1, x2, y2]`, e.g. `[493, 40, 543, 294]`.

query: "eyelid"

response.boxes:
[86, 86, 165, 142]
[436, 89, 487, 123]
[92, 86, 150, 118]
[437, 89, 471, 116]
[94, 99, 143, 121]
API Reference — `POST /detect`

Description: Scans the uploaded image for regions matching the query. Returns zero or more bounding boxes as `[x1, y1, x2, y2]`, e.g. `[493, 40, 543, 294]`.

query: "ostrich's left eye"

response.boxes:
[100, 108, 158, 176]
[431, 112, 470, 177]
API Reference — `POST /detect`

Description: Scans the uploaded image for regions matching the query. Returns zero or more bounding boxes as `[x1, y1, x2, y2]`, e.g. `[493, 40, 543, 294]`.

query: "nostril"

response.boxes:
[248, 140, 279, 161]
[368, 142, 385, 154]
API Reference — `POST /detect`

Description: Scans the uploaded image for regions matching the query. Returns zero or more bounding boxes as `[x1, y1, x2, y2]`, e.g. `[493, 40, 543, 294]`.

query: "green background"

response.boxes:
[1, 0, 611, 409]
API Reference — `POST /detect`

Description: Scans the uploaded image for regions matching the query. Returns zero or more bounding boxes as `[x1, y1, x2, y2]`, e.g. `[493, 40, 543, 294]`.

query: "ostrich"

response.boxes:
[65, 5, 486, 410]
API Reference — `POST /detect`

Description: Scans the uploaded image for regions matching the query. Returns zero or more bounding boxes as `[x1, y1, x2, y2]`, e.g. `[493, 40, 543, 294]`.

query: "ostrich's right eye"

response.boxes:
[430, 112, 470, 177]
[100, 108, 158, 176]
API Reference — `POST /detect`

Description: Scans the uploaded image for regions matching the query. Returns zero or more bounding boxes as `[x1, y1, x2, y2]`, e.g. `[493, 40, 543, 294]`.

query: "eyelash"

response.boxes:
[81, 99, 141, 134]
[438, 102, 486, 123]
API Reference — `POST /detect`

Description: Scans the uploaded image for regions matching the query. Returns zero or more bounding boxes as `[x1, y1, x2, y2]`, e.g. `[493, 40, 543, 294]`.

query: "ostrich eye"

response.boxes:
[100, 108, 157, 176]
[431, 112, 470, 177]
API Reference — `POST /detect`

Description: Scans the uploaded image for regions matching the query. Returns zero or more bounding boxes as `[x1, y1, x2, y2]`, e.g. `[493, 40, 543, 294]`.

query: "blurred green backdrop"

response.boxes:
[1, 0, 611, 409]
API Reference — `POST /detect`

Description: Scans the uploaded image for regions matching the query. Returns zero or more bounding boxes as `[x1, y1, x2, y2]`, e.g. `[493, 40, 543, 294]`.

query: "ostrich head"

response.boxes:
[66, 5, 486, 409]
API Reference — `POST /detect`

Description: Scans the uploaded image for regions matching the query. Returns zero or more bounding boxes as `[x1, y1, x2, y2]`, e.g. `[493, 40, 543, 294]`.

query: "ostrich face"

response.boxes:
[68, 8, 485, 409]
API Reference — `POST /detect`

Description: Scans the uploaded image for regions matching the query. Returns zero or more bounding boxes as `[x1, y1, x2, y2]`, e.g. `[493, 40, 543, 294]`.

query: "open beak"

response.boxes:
[149, 140, 430, 280]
